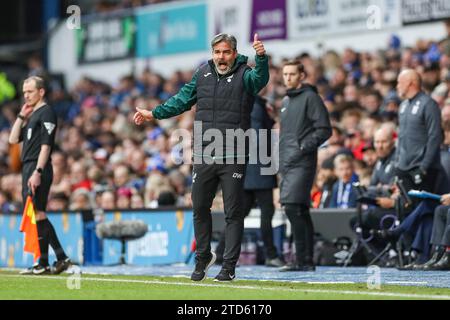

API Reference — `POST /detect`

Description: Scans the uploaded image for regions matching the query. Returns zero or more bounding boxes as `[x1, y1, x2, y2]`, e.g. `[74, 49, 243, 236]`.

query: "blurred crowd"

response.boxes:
[1, 22, 450, 216]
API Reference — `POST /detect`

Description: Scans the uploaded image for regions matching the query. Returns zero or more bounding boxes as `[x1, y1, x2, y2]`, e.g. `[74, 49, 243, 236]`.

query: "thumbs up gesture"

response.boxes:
[252, 33, 266, 56]
[133, 106, 154, 126]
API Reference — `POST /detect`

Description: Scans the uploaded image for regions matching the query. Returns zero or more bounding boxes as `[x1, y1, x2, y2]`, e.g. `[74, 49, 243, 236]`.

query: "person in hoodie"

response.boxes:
[278, 60, 332, 272]
[134, 33, 269, 282]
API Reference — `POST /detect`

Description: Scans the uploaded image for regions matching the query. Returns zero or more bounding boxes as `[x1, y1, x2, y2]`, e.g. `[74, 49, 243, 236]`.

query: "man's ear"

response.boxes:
[300, 72, 307, 82]
[39, 88, 46, 97]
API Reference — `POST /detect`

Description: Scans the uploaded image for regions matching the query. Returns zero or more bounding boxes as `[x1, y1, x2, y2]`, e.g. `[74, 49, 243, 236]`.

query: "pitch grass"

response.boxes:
[0, 270, 449, 300]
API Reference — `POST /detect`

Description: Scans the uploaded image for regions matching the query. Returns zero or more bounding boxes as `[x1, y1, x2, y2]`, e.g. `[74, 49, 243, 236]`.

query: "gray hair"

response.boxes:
[24, 76, 45, 90]
[211, 33, 237, 51]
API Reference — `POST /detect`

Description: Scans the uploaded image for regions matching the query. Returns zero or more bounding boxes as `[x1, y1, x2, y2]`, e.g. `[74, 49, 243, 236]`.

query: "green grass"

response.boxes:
[0, 270, 449, 300]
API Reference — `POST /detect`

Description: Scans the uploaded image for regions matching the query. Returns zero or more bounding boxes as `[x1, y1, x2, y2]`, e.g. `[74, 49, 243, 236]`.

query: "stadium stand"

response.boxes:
[1, 4, 450, 270]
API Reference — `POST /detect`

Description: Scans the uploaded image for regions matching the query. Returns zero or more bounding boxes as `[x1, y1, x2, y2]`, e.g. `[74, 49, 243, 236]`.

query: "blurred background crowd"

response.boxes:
[1, 20, 450, 217]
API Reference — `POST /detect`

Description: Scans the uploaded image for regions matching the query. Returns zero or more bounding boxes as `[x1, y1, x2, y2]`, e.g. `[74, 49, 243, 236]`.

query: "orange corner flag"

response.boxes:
[19, 196, 41, 262]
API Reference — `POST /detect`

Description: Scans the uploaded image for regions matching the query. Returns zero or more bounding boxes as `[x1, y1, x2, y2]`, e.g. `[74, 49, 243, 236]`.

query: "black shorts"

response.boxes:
[22, 161, 53, 212]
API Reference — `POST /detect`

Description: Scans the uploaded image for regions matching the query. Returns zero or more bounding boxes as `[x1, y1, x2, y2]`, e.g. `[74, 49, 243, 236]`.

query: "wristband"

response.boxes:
[18, 114, 25, 120]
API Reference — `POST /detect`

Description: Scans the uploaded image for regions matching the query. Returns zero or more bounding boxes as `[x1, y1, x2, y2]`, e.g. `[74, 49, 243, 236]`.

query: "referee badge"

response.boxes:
[44, 122, 56, 135]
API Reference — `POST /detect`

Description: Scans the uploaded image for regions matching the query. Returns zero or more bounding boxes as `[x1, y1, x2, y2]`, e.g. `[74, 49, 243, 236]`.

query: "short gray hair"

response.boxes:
[211, 33, 237, 51]
[24, 76, 45, 90]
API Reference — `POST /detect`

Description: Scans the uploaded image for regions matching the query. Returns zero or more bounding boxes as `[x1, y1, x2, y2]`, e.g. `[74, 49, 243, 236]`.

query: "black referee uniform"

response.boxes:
[19, 104, 55, 210]
[19, 104, 68, 270]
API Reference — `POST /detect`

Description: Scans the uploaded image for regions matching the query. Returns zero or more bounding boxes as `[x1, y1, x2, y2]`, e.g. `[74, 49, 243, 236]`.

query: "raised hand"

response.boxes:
[133, 107, 153, 126]
[442, 193, 450, 206]
[253, 33, 266, 56]
[20, 104, 33, 118]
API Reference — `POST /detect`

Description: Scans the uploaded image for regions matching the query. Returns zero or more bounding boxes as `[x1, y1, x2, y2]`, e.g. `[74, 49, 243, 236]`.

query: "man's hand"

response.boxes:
[133, 107, 154, 126]
[389, 184, 400, 200]
[376, 197, 395, 209]
[20, 104, 33, 119]
[441, 194, 450, 206]
[253, 33, 266, 56]
[27, 171, 41, 196]
[410, 167, 426, 185]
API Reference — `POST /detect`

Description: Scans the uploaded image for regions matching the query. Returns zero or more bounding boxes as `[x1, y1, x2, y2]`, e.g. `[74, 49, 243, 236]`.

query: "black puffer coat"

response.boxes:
[279, 84, 332, 205]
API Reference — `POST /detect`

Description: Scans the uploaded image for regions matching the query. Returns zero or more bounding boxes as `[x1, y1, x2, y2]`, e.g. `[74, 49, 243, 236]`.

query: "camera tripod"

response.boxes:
[344, 179, 411, 267]
[343, 203, 377, 267]
[368, 179, 414, 267]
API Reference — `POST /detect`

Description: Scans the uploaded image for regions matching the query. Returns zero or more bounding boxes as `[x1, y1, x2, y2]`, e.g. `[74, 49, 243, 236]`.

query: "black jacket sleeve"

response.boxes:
[420, 99, 442, 171]
[300, 93, 332, 153]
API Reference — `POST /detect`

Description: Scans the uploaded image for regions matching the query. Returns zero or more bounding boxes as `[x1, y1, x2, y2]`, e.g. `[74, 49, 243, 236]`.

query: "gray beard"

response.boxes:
[215, 64, 231, 75]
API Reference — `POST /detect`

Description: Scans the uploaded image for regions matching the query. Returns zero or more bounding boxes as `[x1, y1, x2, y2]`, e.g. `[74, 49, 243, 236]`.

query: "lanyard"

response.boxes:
[337, 181, 351, 209]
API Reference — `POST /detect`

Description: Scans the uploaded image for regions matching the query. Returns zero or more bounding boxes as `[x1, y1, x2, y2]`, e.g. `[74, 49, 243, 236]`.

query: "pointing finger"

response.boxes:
[136, 106, 145, 114]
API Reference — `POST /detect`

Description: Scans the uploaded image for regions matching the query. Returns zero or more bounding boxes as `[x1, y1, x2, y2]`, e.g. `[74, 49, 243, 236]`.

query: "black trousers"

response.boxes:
[191, 163, 246, 269]
[395, 168, 439, 209]
[242, 189, 278, 259]
[430, 205, 450, 247]
[215, 189, 279, 261]
[284, 204, 314, 265]
[395, 168, 439, 193]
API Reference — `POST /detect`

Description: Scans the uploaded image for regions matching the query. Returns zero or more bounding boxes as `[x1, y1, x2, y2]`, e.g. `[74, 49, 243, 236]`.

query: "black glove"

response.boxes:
[410, 167, 427, 186]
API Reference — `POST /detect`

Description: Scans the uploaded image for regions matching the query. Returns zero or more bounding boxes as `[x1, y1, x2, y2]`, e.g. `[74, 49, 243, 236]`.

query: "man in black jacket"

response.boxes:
[243, 95, 283, 267]
[134, 33, 269, 282]
[215, 94, 283, 267]
[278, 60, 332, 271]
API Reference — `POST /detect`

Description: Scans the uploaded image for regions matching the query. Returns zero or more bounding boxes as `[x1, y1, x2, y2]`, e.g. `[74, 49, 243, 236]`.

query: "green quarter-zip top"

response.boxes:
[151, 54, 269, 120]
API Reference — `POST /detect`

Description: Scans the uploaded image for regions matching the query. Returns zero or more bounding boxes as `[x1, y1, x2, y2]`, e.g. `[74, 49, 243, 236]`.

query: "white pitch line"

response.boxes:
[308, 282, 355, 285]
[1, 274, 450, 300]
[386, 281, 428, 285]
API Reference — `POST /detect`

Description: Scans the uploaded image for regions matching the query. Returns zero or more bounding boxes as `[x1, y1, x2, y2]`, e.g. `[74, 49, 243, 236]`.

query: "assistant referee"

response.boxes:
[9, 76, 71, 275]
